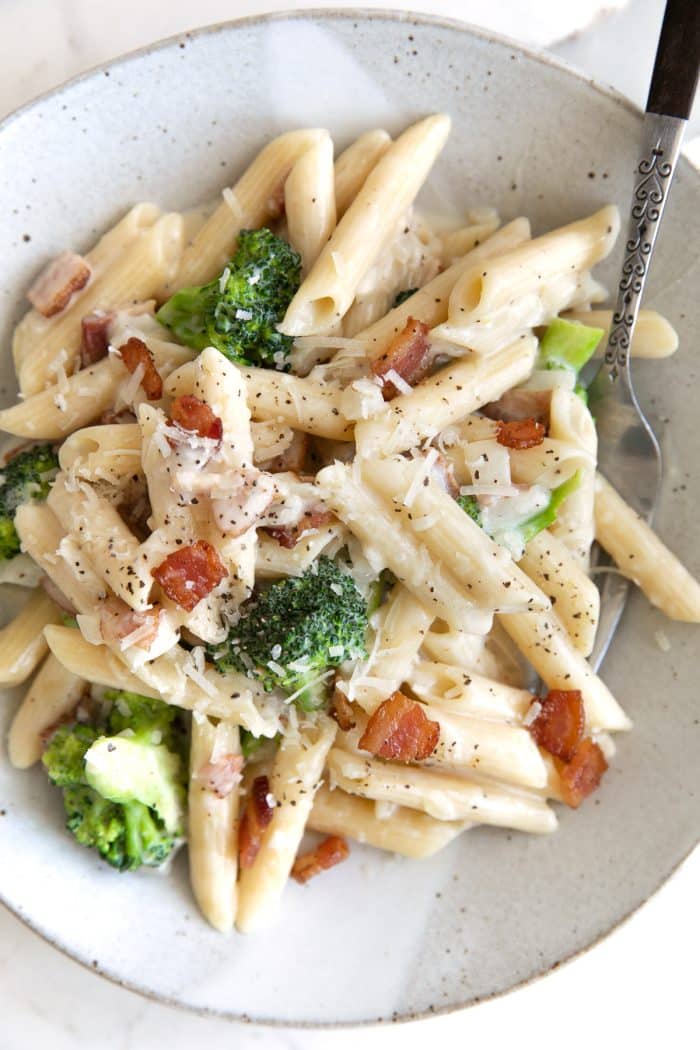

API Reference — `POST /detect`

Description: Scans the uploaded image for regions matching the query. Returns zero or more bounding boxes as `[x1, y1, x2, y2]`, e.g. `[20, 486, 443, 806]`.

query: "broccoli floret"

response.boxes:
[156, 228, 301, 369]
[211, 557, 368, 711]
[0, 443, 59, 560]
[393, 287, 418, 307]
[41, 691, 186, 872]
[457, 493, 482, 526]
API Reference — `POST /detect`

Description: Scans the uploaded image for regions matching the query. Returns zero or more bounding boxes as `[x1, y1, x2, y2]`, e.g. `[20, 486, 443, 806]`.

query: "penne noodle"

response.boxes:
[564, 308, 678, 359]
[14, 502, 106, 612]
[174, 129, 329, 288]
[308, 784, 467, 858]
[18, 213, 184, 397]
[354, 335, 538, 458]
[59, 423, 142, 486]
[280, 115, 451, 335]
[256, 524, 345, 578]
[594, 473, 700, 622]
[498, 608, 631, 732]
[327, 749, 556, 834]
[410, 660, 534, 721]
[236, 717, 336, 933]
[432, 206, 620, 353]
[285, 133, 337, 273]
[8, 654, 85, 769]
[548, 388, 597, 566]
[420, 619, 528, 687]
[333, 129, 392, 217]
[519, 530, 600, 656]
[0, 589, 63, 687]
[188, 716, 240, 933]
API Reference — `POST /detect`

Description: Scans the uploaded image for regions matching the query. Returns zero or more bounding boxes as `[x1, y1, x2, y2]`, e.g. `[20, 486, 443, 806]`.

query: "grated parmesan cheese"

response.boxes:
[522, 701, 541, 727]
[383, 368, 413, 396]
[403, 448, 439, 508]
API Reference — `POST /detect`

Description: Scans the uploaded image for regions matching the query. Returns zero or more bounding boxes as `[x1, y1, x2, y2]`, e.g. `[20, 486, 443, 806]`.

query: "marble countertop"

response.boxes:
[1, 1, 697, 1047]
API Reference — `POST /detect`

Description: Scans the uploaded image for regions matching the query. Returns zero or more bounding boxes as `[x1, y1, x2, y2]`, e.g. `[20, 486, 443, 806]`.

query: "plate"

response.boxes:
[0, 9, 697, 1026]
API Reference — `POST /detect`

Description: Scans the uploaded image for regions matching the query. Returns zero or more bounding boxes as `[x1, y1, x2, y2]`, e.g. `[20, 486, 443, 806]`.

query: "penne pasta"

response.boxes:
[280, 115, 451, 335]
[285, 133, 337, 273]
[333, 129, 392, 217]
[564, 308, 678, 359]
[14, 502, 106, 612]
[188, 716, 240, 933]
[8, 654, 85, 769]
[0, 589, 63, 687]
[235, 717, 336, 933]
[594, 473, 700, 622]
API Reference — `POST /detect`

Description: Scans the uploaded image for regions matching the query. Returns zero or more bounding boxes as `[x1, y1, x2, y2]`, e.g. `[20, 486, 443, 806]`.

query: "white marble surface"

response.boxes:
[0, 1, 697, 1047]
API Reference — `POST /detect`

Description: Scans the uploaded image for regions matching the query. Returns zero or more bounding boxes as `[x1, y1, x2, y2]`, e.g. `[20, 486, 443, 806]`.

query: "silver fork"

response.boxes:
[587, 0, 699, 671]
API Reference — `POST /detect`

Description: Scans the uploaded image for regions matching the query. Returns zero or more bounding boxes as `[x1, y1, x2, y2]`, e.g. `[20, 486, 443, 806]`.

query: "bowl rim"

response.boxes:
[1, 5, 698, 1029]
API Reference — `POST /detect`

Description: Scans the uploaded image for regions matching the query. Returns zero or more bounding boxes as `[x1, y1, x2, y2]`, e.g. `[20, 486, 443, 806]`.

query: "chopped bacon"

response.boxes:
[169, 395, 223, 442]
[358, 691, 440, 762]
[198, 753, 244, 798]
[117, 337, 163, 400]
[292, 835, 350, 884]
[40, 575, 77, 615]
[496, 418, 546, 450]
[529, 689, 584, 763]
[262, 430, 309, 474]
[239, 774, 275, 869]
[266, 507, 335, 549]
[371, 318, 432, 400]
[555, 738, 608, 808]
[482, 388, 552, 426]
[27, 251, 91, 318]
[99, 596, 161, 650]
[331, 688, 357, 731]
[152, 540, 227, 612]
[79, 311, 112, 367]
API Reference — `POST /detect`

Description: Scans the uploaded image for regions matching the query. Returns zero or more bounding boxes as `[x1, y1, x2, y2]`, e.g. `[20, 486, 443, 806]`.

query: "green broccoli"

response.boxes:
[211, 557, 368, 711]
[538, 318, 604, 404]
[156, 228, 301, 369]
[456, 493, 482, 526]
[393, 287, 418, 307]
[42, 691, 186, 872]
[366, 568, 397, 618]
[0, 443, 59, 560]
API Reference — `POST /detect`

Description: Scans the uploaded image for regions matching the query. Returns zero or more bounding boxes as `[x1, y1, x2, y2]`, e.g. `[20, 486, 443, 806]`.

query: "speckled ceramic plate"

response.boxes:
[0, 9, 698, 1027]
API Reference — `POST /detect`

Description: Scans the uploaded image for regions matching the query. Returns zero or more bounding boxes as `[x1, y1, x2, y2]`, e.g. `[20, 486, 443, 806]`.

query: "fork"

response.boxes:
[587, 0, 700, 671]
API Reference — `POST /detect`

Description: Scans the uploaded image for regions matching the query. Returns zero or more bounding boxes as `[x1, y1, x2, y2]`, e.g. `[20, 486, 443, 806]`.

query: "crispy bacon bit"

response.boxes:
[27, 251, 91, 318]
[482, 388, 552, 426]
[198, 753, 244, 798]
[358, 691, 440, 762]
[555, 738, 608, 808]
[152, 540, 227, 612]
[239, 774, 275, 869]
[99, 596, 161, 650]
[292, 835, 350, 884]
[529, 689, 584, 763]
[117, 337, 163, 400]
[496, 418, 546, 450]
[262, 430, 309, 474]
[331, 688, 357, 731]
[79, 311, 112, 367]
[371, 317, 432, 400]
[169, 395, 223, 442]
[266, 507, 335, 549]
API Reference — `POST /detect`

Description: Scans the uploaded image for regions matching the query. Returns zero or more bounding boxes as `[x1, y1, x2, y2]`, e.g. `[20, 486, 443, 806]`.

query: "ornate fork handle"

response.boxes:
[603, 112, 686, 379]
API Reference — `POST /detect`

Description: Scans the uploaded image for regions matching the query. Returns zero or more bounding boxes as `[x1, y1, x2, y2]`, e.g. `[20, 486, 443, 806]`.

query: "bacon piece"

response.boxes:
[482, 388, 552, 426]
[117, 337, 163, 400]
[292, 835, 350, 884]
[555, 738, 608, 809]
[261, 430, 309, 474]
[239, 774, 275, 869]
[496, 418, 545, 450]
[169, 395, 223, 442]
[331, 688, 356, 731]
[198, 753, 244, 798]
[529, 689, 584, 763]
[358, 691, 440, 762]
[27, 251, 91, 318]
[99, 596, 161, 650]
[152, 540, 227, 612]
[371, 317, 432, 400]
[79, 311, 112, 367]
[266, 507, 335, 549]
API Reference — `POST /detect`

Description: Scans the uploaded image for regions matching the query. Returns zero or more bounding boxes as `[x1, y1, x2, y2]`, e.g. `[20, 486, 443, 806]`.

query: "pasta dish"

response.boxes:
[2, 116, 698, 934]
